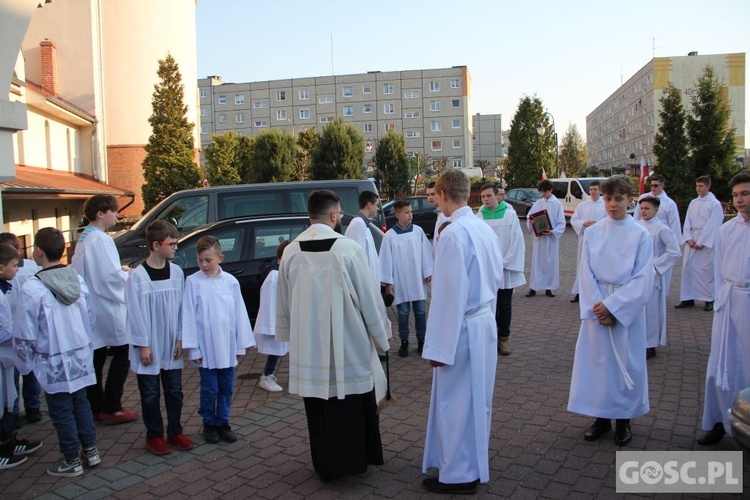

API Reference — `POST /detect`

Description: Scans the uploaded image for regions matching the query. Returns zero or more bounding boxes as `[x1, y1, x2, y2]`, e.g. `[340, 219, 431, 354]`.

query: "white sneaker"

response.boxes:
[259, 374, 283, 392]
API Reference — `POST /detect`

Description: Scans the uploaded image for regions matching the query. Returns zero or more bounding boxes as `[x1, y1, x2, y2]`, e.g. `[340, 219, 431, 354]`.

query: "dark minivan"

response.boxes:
[114, 179, 382, 266]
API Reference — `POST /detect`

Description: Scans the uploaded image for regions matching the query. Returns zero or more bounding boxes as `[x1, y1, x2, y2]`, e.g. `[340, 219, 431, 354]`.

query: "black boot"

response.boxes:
[615, 419, 632, 446]
[646, 347, 656, 359]
[570, 294, 579, 303]
[697, 422, 725, 445]
[545, 290, 556, 297]
[675, 300, 695, 309]
[417, 339, 424, 354]
[525, 289, 536, 297]
[703, 301, 714, 312]
[398, 340, 409, 357]
[584, 418, 611, 441]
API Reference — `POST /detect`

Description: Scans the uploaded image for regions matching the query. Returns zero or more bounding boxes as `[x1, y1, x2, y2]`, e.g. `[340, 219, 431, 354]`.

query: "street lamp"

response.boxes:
[285, 118, 295, 135]
[536, 111, 558, 178]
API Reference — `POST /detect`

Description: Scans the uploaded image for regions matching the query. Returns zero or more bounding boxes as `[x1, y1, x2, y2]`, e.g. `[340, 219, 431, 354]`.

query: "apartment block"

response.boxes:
[586, 52, 745, 173]
[199, 66, 473, 171]
[472, 113, 504, 166]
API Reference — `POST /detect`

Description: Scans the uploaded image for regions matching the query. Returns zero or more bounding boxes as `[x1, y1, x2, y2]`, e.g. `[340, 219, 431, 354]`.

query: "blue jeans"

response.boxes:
[198, 367, 234, 426]
[396, 300, 426, 342]
[0, 408, 14, 442]
[137, 370, 184, 439]
[264, 355, 280, 376]
[46, 388, 97, 462]
[12, 370, 41, 413]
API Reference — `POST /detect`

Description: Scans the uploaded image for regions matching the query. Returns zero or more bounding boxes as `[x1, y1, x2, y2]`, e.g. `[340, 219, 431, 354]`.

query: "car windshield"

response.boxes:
[578, 179, 606, 195]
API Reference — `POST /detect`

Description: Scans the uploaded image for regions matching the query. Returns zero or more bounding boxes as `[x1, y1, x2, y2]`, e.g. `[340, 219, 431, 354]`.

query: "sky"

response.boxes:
[196, 0, 749, 143]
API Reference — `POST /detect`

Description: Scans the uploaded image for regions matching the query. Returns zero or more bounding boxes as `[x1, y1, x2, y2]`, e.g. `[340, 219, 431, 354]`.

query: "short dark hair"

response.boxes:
[650, 174, 665, 185]
[0, 244, 19, 266]
[393, 200, 411, 211]
[34, 227, 65, 261]
[589, 180, 601, 187]
[358, 190, 379, 209]
[83, 194, 118, 222]
[480, 182, 499, 194]
[276, 239, 292, 260]
[196, 235, 221, 255]
[639, 196, 661, 207]
[538, 180, 553, 192]
[729, 170, 750, 188]
[308, 190, 341, 219]
[0, 233, 20, 250]
[427, 181, 436, 189]
[146, 220, 179, 249]
[696, 175, 711, 186]
[600, 175, 632, 196]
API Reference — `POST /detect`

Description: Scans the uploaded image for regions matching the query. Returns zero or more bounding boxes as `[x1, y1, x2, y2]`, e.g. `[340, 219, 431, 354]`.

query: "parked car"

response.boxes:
[549, 177, 608, 219]
[164, 214, 383, 320]
[382, 196, 438, 237]
[113, 179, 383, 266]
[505, 188, 542, 217]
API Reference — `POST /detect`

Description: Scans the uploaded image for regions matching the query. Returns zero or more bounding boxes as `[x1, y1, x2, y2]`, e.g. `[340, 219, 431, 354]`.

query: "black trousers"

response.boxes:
[496, 288, 514, 339]
[87, 344, 130, 414]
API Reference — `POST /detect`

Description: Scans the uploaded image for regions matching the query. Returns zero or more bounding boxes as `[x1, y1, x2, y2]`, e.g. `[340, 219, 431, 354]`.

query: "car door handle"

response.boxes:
[228, 269, 244, 276]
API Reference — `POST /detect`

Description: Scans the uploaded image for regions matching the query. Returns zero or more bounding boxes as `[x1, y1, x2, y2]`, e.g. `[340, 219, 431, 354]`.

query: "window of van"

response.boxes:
[578, 179, 601, 195]
[551, 182, 568, 200]
[253, 223, 308, 260]
[155, 194, 209, 233]
[172, 227, 246, 268]
[218, 192, 284, 219]
[571, 181, 583, 199]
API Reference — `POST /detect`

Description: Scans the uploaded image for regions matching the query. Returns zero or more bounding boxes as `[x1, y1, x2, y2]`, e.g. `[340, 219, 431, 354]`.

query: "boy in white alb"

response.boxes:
[569, 181, 606, 303]
[254, 240, 291, 393]
[127, 221, 194, 456]
[182, 236, 255, 444]
[526, 179, 566, 297]
[379, 200, 433, 357]
[344, 191, 381, 280]
[637, 197, 681, 359]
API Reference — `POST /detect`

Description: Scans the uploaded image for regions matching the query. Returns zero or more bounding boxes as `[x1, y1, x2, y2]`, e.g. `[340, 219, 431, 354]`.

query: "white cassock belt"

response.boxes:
[713, 279, 750, 390]
[598, 281, 635, 391]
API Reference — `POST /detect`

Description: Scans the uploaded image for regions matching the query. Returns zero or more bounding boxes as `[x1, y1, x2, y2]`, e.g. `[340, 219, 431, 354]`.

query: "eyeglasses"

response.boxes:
[331, 210, 345, 217]
[159, 241, 178, 249]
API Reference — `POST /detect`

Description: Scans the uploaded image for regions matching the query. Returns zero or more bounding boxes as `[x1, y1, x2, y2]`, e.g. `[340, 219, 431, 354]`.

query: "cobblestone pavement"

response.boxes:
[1, 224, 747, 498]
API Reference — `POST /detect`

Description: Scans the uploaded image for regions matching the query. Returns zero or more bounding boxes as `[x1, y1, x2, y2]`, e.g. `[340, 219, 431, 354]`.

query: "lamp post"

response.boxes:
[285, 118, 295, 136]
[536, 111, 558, 178]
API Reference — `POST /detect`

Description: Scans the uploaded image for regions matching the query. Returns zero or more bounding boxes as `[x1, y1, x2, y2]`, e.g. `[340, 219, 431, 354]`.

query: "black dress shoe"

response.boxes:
[545, 290, 555, 297]
[423, 477, 479, 494]
[398, 340, 409, 357]
[615, 419, 632, 446]
[525, 290, 536, 297]
[704, 301, 714, 312]
[570, 294, 579, 303]
[697, 422, 725, 445]
[584, 418, 611, 441]
[674, 300, 695, 309]
[646, 347, 656, 359]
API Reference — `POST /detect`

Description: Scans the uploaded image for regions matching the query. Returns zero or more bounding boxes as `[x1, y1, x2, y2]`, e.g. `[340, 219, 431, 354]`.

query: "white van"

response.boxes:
[549, 177, 607, 219]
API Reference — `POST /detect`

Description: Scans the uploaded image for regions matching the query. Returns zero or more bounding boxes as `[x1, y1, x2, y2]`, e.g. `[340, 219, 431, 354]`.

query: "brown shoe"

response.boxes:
[498, 338, 511, 356]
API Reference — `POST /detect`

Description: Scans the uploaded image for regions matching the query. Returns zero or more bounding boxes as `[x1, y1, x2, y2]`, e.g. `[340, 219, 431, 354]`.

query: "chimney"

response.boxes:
[40, 39, 58, 96]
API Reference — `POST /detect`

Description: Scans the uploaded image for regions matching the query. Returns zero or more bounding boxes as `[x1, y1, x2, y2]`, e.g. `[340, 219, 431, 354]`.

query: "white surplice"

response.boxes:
[422, 206, 504, 484]
[126, 263, 185, 375]
[570, 199, 606, 295]
[181, 270, 255, 369]
[254, 269, 289, 356]
[379, 224, 433, 305]
[639, 218, 681, 347]
[8, 259, 42, 316]
[0, 292, 17, 411]
[702, 214, 750, 435]
[633, 191, 682, 293]
[434, 210, 449, 241]
[526, 195, 566, 290]
[276, 223, 391, 401]
[680, 192, 724, 302]
[13, 273, 96, 395]
[568, 216, 654, 419]
[344, 215, 380, 281]
[476, 203, 525, 289]
[71, 229, 129, 349]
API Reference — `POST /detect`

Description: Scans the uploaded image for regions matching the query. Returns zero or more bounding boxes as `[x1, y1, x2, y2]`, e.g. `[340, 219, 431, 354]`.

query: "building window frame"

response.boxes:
[430, 120, 441, 132]
[276, 110, 287, 120]
[383, 83, 394, 95]
[299, 89, 310, 100]
[299, 108, 310, 119]
[431, 140, 442, 151]
[430, 100, 441, 112]
[234, 95, 245, 105]
[342, 86, 353, 97]
[236, 113, 245, 124]
[429, 81, 441, 92]
[218, 95, 226, 104]
[383, 103, 394, 114]
[276, 90, 287, 102]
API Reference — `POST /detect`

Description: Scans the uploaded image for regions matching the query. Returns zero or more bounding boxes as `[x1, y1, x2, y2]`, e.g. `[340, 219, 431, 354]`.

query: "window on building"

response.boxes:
[200, 125, 207, 135]
[276, 91, 287, 101]
[431, 140, 442, 151]
[451, 79, 460, 89]
[218, 95, 226, 104]
[219, 113, 227, 123]
[405, 111, 420, 119]
[385, 123, 395, 133]
[276, 110, 287, 120]
[430, 100, 441, 112]
[200, 89, 207, 98]
[235, 95, 245, 105]
[452, 99, 460, 108]
[362, 85, 372, 94]
[254, 120, 268, 127]
[299, 108, 310, 119]
[430, 120, 441, 132]
[452, 159, 463, 168]
[452, 139, 461, 148]
[319, 96, 333, 104]
[404, 91, 420, 99]
[299, 89, 309, 100]
[383, 83, 394, 95]
[343, 106, 354, 116]
[383, 103, 394, 114]
[429, 81, 440, 92]
[342, 86, 353, 97]
[363, 104, 373, 113]
[253, 101, 268, 109]
[452, 119, 461, 128]
[363, 123, 373, 133]
[405, 131, 421, 138]
[201, 108, 207, 117]
[319, 116, 333, 123]
[236, 113, 245, 124]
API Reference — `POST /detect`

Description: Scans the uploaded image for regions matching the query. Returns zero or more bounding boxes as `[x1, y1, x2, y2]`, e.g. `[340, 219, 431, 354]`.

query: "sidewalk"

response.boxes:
[1, 225, 747, 498]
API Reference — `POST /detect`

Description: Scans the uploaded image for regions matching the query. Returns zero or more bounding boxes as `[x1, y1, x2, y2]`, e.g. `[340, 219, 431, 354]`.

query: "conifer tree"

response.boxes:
[311, 117, 364, 179]
[653, 84, 693, 206]
[204, 132, 242, 186]
[374, 131, 410, 199]
[141, 53, 202, 212]
[505, 96, 553, 188]
[558, 124, 587, 177]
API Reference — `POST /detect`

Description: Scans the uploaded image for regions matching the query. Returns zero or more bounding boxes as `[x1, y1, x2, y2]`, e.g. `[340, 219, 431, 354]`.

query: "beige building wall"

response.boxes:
[587, 52, 746, 173]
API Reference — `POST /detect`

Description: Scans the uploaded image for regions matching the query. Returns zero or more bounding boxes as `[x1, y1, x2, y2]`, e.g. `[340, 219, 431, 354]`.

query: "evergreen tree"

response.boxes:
[558, 124, 587, 177]
[291, 128, 318, 181]
[687, 65, 736, 202]
[204, 132, 242, 186]
[141, 53, 202, 212]
[374, 131, 410, 199]
[247, 129, 296, 183]
[311, 117, 364, 179]
[653, 84, 693, 206]
[505, 96, 553, 188]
